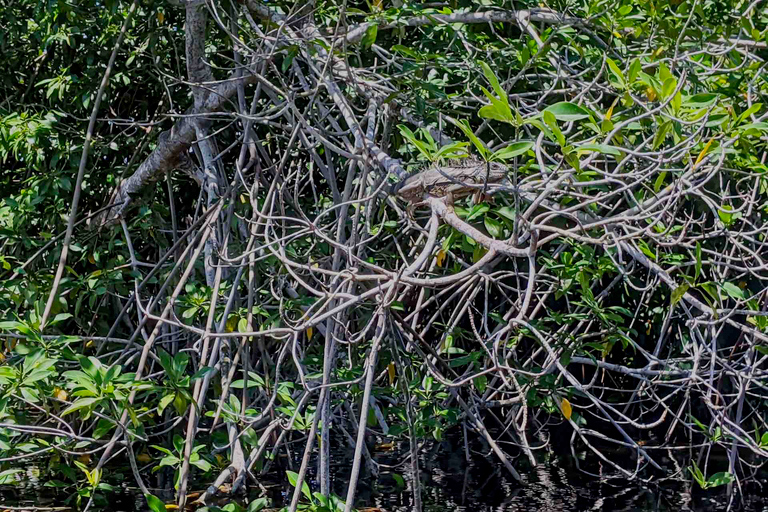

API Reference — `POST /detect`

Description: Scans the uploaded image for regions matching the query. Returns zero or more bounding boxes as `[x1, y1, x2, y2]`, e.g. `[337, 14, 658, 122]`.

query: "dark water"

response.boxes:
[2, 439, 767, 511]
[359, 451, 767, 512]
[339, 439, 768, 512]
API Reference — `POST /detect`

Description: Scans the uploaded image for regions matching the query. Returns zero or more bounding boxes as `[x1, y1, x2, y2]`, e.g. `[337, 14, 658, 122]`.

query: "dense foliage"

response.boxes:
[1, 0, 768, 510]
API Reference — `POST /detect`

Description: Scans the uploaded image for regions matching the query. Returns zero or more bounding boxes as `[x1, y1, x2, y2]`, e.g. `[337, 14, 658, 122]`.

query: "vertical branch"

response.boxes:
[40, 0, 141, 329]
[343, 313, 387, 512]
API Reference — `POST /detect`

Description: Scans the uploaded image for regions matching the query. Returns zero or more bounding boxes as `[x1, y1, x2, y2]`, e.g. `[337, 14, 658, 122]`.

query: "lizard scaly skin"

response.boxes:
[392, 159, 508, 203]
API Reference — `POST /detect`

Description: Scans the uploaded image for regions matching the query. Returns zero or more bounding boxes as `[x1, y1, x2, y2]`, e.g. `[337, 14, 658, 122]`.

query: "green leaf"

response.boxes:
[543, 111, 565, 146]
[479, 101, 514, 124]
[173, 392, 189, 415]
[104, 364, 122, 384]
[433, 141, 469, 161]
[0, 469, 21, 485]
[691, 415, 708, 433]
[490, 141, 532, 161]
[398, 125, 435, 161]
[575, 143, 622, 156]
[721, 282, 745, 300]
[479, 61, 506, 101]
[93, 418, 114, 439]
[688, 464, 707, 488]
[156, 455, 179, 471]
[0, 321, 23, 331]
[738, 103, 763, 124]
[247, 498, 270, 512]
[544, 102, 592, 121]
[653, 121, 672, 149]
[671, 283, 689, 306]
[496, 206, 516, 221]
[191, 458, 212, 472]
[173, 435, 186, 454]
[24, 369, 52, 384]
[150, 444, 173, 456]
[474, 374, 487, 393]
[661, 76, 677, 100]
[563, 149, 581, 173]
[476, 64, 517, 124]
[524, 118, 554, 142]
[706, 472, 734, 488]
[9, 378, 30, 399]
[145, 494, 166, 512]
[391, 45, 418, 58]
[637, 240, 656, 261]
[718, 205, 740, 226]
[450, 119, 490, 160]
[637, 71, 662, 95]
[191, 366, 215, 381]
[61, 397, 100, 417]
[286, 471, 312, 502]
[684, 93, 718, 108]
[281, 47, 297, 73]
[173, 352, 190, 376]
[484, 217, 502, 238]
[705, 114, 730, 128]
[695, 242, 702, 281]
[361, 24, 378, 49]
[606, 58, 625, 86]
[157, 393, 175, 416]
[313, 492, 329, 508]
[156, 349, 175, 376]
[739, 122, 768, 133]
[466, 204, 490, 222]
[50, 313, 73, 325]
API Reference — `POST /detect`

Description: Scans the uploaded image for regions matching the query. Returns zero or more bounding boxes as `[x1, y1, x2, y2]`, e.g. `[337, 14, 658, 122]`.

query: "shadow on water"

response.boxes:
[2, 434, 767, 511]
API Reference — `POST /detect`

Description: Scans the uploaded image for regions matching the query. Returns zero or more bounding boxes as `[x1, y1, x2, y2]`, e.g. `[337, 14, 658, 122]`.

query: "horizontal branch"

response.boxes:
[427, 196, 531, 258]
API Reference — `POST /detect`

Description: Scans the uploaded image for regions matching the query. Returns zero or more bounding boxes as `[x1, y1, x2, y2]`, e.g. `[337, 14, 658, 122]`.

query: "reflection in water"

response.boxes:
[1, 439, 766, 511]
[335, 435, 766, 512]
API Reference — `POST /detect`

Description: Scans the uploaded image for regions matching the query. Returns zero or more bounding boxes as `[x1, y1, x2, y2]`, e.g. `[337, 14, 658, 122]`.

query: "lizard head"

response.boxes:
[488, 161, 507, 173]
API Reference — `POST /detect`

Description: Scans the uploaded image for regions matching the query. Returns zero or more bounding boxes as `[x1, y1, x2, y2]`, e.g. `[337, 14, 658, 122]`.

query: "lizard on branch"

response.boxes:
[391, 158, 509, 204]
[390, 159, 534, 259]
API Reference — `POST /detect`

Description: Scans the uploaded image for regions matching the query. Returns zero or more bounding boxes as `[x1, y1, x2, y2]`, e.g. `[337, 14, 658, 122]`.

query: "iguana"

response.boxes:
[391, 159, 508, 203]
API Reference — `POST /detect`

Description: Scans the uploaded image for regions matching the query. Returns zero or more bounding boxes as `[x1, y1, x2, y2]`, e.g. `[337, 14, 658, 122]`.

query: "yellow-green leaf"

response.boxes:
[561, 398, 572, 420]
[671, 283, 690, 306]
[436, 249, 446, 268]
[694, 138, 714, 168]
[695, 242, 702, 281]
